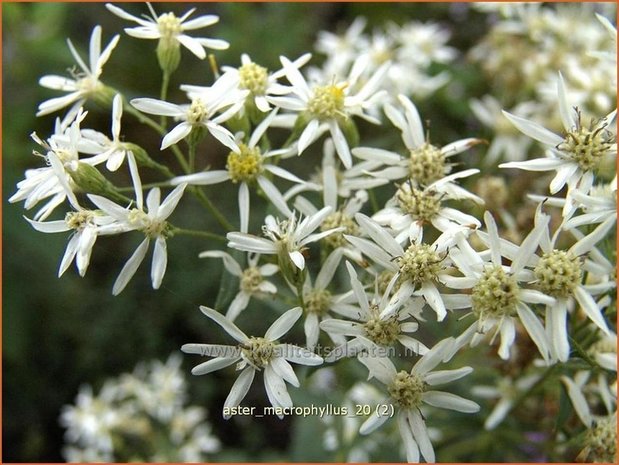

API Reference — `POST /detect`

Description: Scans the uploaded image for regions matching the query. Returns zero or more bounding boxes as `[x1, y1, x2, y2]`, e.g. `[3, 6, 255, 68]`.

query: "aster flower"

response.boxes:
[353, 94, 483, 185]
[445, 211, 555, 361]
[373, 169, 483, 244]
[198, 251, 278, 321]
[105, 3, 228, 59]
[88, 182, 187, 294]
[37, 26, 119, 117]
[219, 53, 312, 114]
[561, 374, 617, 463]
[181, 306, 323, 418]
[9, 109, 105, 220]
[226, 206, 340, 275]
[270, 54, 390, 168]
[357, 337, 479, 463]
[320, 261, 427, 361]
[346, 212, 455, 321]
[500, 73, 617, 199]
[170, 109, 306, 232]
[131, 73, 247, 151]
[563, 175, 617, 229]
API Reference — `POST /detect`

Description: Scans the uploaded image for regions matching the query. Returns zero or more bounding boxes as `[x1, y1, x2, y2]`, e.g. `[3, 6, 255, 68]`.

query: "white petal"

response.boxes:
[131, 98, 183, 117]
[238, 182, 250, 233]
[177, 34, 206, 59]
[304, 313, 320, 350]
[113, 237, 150, 295]
[280, 343, 323, 365]
[58, 234, 80, 277]
[226, 292, 251, 321]
[264, 365, 293, 410]
[150, 237, 168, 289]
[191, 356, 239, 375]
[413, 337, 455, 376]
[573, 286, 610, 334]
[502, 111, 563, 146]
[422, 391, 480, 413]
[199, 305, 249, 343]
[424, 367, 473, 386]
[359, 406, 391, 434]
[270, 356, 299, 387]
[355, 212, 403, 258]
[265, 307, 302, 341]
[171, 170, 230, 186]
[561, 375, 592, 427]
[298, 119, 320, 154]
[223, 367, 255, 419]
[397, 411, 420, 463]
[158, 183, 187, 220]
[357, 355, 396, 385]
[288, 250, 305, 270]
[547, 302, 570, 362]
[408, 409, 435, 463]
[315, 249, 343, 290]
[257, 176, 291, 217]
[516, 303, 550, 360]
[161, 122, 192, 149]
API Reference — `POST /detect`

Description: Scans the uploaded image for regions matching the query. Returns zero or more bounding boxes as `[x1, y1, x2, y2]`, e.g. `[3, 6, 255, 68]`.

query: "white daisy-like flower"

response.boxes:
[469, 95, 538, 164]
[170, 109, 306, 232]
[346, 212, 455, 321]
[357, 337, 479, 463]
[290, 249, 357, 350]
[315, 17, 367, 77]
[270, 54, 390, 168]
[37, 26, 119, 117]
[320, 261, 427, 362]
[80, 94, 133, 172]
[445, 211, 555, 361]
[561, 373, 617, 463]
[181, 306, 323, 419]
[471, 374, 542, 430]
[500, 73, 617, 198]
[353, 94, 483, 185]
[88, 182, 187, 295]
[531, 213, 615, 362]
[131, 73, 247, 151]
[105, 3, 228, 59]
[564, 175, 617, 229]
[588, 329, 617, 372]
[25, 205, 119, 279]
[226, 206, 340, 274]
[219, 53, 312, 114]
[198, 251, 278, 321]
[9, 109, 104, 220]
[373, 169, 483, 244]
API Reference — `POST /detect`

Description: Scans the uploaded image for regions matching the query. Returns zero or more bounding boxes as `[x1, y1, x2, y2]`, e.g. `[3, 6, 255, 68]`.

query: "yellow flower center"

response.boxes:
[472, 266, 519, 319]
[157, 12, 183, 39]
[226, 144, 263, 183]
[408, 143, 446, 185]
[397, 243, 442, 285]
[308, 84, 346, 121]
[388, 370, 425, 409]
[305, 288, 332, 316]
[239, 62, 269, 95]
[241, 336, 276, 368]
[396, 183, 442, 222]
[534, 250, 582, 298]
[240, 267, 264, 293]
[65, 210, 95, 230]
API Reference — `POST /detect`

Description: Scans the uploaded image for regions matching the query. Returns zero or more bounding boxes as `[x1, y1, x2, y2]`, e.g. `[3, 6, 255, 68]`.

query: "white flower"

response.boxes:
[346, 212, 455, 321]
[220, 53, 312, 113]
[500, 73, 617, 199]
[373, 169, 483, 244]
[446, 211, 555, 361]
[105, 3, 228, 58]
[9, 109, 103, 220]
[530, 212, 615, 362]
[88, 183, 187, 294]
[131, 73, 247, 150]
[564, 175, 617, 229]
[37, 26, 119, 117]
[198, 251, 278, 321]
[471, 374, 542, 430]
[357, 337, 479, 463]
[353, 94, 483, 184]
[181, 306, 323, 418]
[321, 261, 427, 361]
[226, 206, 340, 272]
[170, 109, 306, 232]
[25, 205, 119, 278]
[270, 54, 389, 168]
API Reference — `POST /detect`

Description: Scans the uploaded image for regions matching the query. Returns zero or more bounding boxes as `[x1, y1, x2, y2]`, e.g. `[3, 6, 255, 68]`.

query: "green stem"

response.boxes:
[188, 140, 197, 173]
[124, 103, 164, 134]
[160, 70, 171, 128]
[190, 186, 235, 231]
[173, 228, 226, 243]
[368, 189, 380, 214]
[118, 182, 172, 192]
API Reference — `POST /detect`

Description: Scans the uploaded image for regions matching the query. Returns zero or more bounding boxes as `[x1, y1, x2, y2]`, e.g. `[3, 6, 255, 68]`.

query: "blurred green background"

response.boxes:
[3, 2, 493, 461]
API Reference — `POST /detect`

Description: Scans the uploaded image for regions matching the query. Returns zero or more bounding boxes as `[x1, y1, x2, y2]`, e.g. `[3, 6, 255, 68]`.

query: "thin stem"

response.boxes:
[173, 228, 226, 243]
[190, 186, 235, 231]
[188, 140, 197, 173]
[118, 182, 171, 192]
[124, 103, 164, 134]
[160, 70, 171, 128]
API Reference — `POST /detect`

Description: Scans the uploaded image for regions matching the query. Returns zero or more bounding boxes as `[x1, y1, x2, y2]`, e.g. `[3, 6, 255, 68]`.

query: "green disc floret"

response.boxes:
[396, 183, 442, 222]
[397, 243, 442, 285]
[364, 305, 401, 346]
[388, 370, 425, 409]
[304, 288, 332, 316]
[559, 112, 615, 172]
[320, 211, 359, 249]
[585, 415, 616, 463]
[408, 143, 445, 185]
[241, 336, 276, 368]
[472, 265, 519, 319]
[534, 249, 582, 298]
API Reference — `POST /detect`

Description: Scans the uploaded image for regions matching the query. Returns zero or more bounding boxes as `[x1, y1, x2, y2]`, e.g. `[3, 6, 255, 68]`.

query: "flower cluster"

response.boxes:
[13, 3, 616, 462]
[60, 355, 220, 462]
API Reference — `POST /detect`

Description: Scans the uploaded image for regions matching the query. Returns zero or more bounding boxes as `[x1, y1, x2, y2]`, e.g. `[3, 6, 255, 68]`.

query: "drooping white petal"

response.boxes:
[223, 367, 255, 419]
[561, 376, 593, 427]
[359, 405, 391, 434]
[573, 286, 610, 334]
[191, 356, 239, 376]
[546, 302, 570, 363]
[264, 365, 293, 410]
[408, 409, 435, 463]
[502, 111, 563, 146]
[112, 237, 150, 295]
[150, 236, 168, 289]
[397, 411, 420, 463]
[422, 391, 480, 413]
[424, 367, 474, 386]
[358, 354, 397, 385]
[270, 356, 299, 387]
[516, 303, 550, 360]
[157, 183, 187, 220]
[161, 122, 193, 149]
